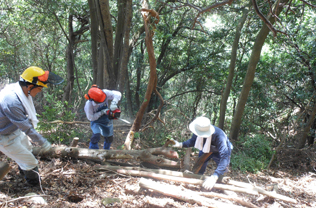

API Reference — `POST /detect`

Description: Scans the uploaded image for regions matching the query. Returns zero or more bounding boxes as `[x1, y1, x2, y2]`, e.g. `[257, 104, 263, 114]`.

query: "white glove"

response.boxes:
[110, 101, 118, 111]
[202, 174, 218, 190]
[172, 140, 183, 148]
[41, 140, 51, 153]
[100, 108, 109, 115]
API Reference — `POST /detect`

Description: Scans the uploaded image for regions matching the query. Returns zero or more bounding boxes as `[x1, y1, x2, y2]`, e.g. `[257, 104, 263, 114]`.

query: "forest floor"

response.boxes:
[0, 124, 315, 208]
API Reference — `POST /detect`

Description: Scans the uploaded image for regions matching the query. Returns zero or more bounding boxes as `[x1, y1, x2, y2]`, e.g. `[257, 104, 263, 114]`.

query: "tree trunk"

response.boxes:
[88, 0, 98, 81]
[298, 100, 316, 148]
[63, 15, 75, 104]
[118, 0, 132, 93]
[123, 6, 159, 150]
[218, 6, 249, 129]
[32, 146, 179, 168]
[229, 0, 289, 140]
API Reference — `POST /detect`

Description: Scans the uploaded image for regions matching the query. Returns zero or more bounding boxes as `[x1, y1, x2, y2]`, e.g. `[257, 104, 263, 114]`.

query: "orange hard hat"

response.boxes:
[85, 85, 106, 103]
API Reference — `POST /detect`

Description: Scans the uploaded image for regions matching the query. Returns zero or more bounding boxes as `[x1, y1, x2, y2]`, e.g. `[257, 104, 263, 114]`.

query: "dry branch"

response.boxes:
[139, 178, 245, 208]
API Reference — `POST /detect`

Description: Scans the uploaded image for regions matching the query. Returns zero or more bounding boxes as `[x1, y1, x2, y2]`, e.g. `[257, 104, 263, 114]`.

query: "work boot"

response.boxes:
[103, 142, 111, 150]
[89, 142, 99, 149]
[23, 167, 40, 186]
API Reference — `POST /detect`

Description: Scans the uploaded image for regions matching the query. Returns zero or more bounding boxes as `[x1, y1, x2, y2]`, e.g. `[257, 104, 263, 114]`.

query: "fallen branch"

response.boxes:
[139, 178, 245, 208]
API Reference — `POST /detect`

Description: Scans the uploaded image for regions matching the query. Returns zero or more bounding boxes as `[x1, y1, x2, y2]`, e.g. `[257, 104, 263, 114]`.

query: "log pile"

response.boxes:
[30, 141, 297, 207]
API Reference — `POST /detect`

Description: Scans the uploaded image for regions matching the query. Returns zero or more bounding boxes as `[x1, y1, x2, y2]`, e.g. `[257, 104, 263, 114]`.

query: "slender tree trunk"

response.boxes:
[218, 6, 249, 129]
[88, 0, 98, 83]
[63, 15, 75, 104]
[118, 0, 132, 93]
[229, 0, 289, 140]
[124, 5, 159, 150]
[298, 100, 316, 148]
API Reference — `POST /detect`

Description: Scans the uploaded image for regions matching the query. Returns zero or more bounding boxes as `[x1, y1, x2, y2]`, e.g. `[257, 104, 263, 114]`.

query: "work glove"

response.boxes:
[110, 101, 118, 111]
[172, 140, 183, 148]
[41, 140, 51, 153]
[202, 174, 218, 190]
[100, 108, 109, 115]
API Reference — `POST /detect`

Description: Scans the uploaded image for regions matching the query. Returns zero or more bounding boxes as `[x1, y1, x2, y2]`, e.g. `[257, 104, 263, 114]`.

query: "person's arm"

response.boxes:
[84, 101, 103, 121]
[212, 131, 230, 176]
[3, 102, 47, 145]
[182, 134, 197, 148]
[103, 89, 122, 104]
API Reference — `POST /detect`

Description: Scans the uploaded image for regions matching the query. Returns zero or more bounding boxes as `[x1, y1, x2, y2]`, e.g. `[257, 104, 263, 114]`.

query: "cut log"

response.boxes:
[226, 180, 297, 204]
[70, 137, 79, 147]
[32, 146, 180, 169]
[192, 152, 212, 174]
[115, 168, 297, 203]
[139, 178, 246, 208]
[182, 148, 192, 171]
[94, 165, 205, 179]
[0, 161, 11, 180]
[116, 169, 258, 195]
[199, 192, 260, 208]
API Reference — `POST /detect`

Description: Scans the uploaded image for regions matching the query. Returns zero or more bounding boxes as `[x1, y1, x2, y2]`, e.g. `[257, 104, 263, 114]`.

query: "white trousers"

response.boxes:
[0, 129, 38, 170]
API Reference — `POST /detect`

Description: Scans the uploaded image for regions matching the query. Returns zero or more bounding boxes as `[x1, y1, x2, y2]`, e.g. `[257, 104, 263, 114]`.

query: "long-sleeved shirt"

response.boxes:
[0, 83, 46, 145]
[182, 126, 231, 176]
[84, 89, 122, 121]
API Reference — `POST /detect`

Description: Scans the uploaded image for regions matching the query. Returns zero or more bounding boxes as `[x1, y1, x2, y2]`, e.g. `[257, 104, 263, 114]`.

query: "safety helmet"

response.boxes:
[20, 66, 64, 88]
[21, 66, 48, 87]
[84, 85, 106, 103]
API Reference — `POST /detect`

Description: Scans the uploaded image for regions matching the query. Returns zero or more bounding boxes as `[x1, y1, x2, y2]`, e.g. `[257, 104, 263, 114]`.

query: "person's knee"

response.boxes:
[90, 133, 101, 144]
[105, 136, 113, 143]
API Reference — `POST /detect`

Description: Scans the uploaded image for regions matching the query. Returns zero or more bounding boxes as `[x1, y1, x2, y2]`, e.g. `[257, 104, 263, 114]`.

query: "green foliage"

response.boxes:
[37, 94, 76, 145]
[231, 135, 274, 173]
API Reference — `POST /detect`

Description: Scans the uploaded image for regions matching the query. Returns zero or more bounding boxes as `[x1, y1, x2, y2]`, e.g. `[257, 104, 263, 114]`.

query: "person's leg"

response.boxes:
[103, 136, 113, 150]
[89, 133, 101, 149]
[0, 130, 40, 185]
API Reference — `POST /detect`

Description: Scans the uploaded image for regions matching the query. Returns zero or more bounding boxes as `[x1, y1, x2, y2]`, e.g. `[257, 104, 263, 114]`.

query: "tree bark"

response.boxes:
[123, 6, 159, 150]
[115, 167, 297, 203]
[139, 178, 245, 208]
[192, 152, 212, 174]
[218, 5, 249, 129]
[298, 100, 316, 148]
[182, 148, 192, 171]
[229, 0, 289, 140]
[32, 146, 179, 168]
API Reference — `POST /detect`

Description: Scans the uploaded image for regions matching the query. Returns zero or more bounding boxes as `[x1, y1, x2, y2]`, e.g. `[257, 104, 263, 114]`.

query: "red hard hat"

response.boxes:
[85, 85, 106, 103]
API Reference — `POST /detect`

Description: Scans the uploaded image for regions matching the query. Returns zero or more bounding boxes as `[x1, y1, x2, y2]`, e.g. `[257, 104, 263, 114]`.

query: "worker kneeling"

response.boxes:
[172, 116, 233, 190]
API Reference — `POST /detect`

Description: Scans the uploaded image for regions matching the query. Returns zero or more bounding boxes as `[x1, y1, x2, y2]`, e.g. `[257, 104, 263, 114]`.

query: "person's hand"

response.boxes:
[202, 174, 218, 190]
[110, 102, 118, 111]
[172, 140, 183, 148]
[100, 109, 109, 115]
[41, 140, 51, 153]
